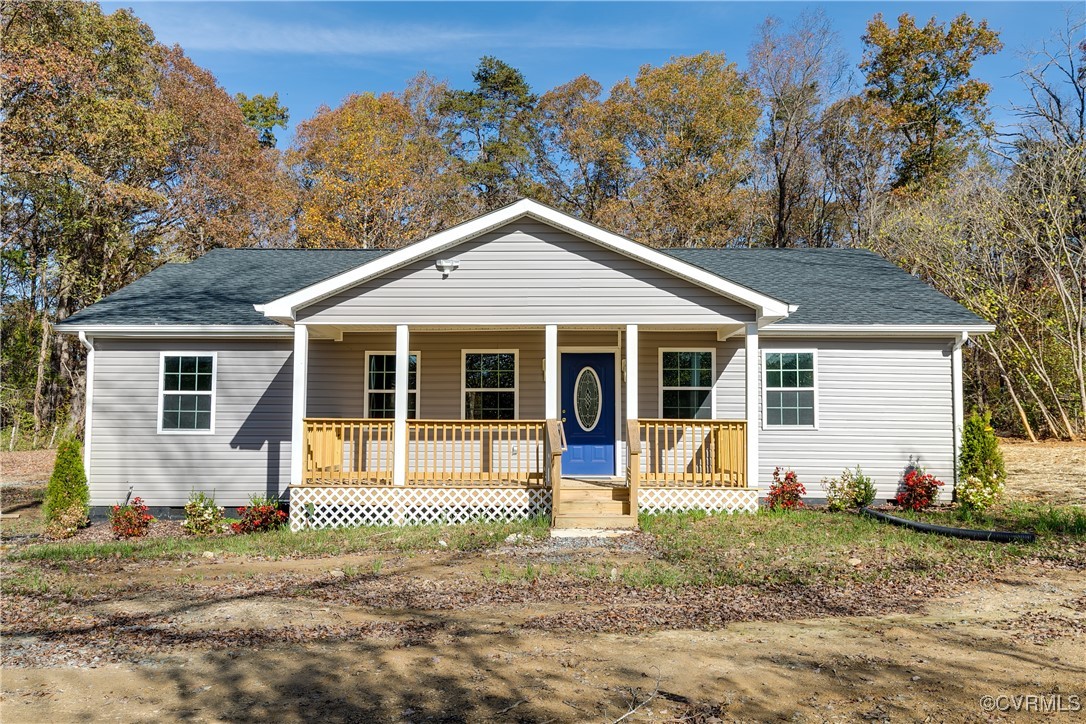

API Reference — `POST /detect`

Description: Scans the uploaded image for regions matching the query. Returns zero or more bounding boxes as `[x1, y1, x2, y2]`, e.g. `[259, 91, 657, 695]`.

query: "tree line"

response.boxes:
[2, 0, 1083, 443]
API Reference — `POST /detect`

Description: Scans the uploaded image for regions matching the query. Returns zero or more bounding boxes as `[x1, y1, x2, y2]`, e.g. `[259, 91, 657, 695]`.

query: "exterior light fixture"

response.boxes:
[435, 259, 460, 278]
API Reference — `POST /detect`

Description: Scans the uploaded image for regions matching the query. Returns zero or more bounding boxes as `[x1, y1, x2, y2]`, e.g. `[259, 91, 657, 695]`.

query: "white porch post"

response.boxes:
[393, 324, 410, 487]
[625, 325, 638, 421]
[545, 325, 558, 419]
[745, 322, 760, 491]
[951, 332, 967, 487]
[290, 323, 309, 487]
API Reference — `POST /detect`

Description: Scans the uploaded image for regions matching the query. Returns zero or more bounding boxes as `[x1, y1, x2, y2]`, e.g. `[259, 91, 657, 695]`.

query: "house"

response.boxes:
[56, 199, 993, 530]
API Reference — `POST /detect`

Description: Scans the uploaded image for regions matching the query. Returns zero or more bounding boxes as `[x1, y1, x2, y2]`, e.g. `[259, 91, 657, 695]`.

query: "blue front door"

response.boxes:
[561, 353, 616, 476]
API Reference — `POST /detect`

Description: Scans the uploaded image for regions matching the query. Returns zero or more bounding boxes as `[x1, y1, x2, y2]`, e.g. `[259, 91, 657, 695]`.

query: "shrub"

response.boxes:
[895, 470, 944, 511]
[767, 467, 806, 510]
[957, 410, 1005, 511]
[182, 490, 225, 536]
[43, 438, 89, 526]
[45, 506, 88, 539]
[110, 497, 155, 538]
[823, 465, 877, 512]
[231, 494, 286, 534]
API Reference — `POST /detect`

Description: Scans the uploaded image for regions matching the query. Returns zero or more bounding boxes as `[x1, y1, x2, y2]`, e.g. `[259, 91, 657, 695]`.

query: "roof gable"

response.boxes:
[258, 199, 793, 324]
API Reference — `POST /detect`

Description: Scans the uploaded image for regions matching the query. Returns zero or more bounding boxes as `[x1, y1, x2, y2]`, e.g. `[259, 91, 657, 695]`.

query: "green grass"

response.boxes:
[893, 503, 1086, 536]
[8, 515, 551, 563]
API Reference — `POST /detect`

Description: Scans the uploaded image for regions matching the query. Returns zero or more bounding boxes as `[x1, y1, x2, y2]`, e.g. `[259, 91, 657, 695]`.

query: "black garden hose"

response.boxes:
[861, 507, 1037, 544]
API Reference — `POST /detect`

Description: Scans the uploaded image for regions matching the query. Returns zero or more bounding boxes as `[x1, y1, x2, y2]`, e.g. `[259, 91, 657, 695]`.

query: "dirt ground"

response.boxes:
[2, 442, 1084, 723]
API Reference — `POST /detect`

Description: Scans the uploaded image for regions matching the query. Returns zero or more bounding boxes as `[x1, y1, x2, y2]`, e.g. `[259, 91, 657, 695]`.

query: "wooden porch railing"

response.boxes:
[626, 419, 641, 511]
[546, 419, 565, 523]
[303, 418, 394, 485]
[634, 418, 747, 488]
[406, 420, 546, 486]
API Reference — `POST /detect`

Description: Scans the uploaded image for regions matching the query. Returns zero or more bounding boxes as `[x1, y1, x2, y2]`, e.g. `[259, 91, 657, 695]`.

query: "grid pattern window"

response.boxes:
[661, 351, 713, 419]
[464, 353, 516, 420]
[366, 354, 417, 419]
[765, 352, 815, 426]
[161, 355, 214, 431]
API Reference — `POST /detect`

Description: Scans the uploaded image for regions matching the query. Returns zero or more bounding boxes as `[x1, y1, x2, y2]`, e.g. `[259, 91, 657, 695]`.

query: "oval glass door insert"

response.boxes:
[574, 367, 602, 432]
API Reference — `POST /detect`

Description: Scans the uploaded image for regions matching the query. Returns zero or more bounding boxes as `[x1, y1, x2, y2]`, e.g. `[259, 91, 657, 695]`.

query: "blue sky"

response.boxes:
[101, 1, 1082, 148]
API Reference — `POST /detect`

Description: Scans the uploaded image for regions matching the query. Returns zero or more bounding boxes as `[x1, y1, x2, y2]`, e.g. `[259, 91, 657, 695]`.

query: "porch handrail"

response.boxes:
[637, 418, 747, 488]
[626, 419, 641, 515]
[406, 419, 546, 486]
[303, 418, 394, 486]
[545, 419, 564, 523]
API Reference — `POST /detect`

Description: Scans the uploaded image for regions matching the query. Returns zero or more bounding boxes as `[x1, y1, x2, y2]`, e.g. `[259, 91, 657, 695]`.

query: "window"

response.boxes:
[660, 350, 714, 419]
[764, 351, 816, 427]
[365, 352, 418, 419]
[463, 351, 516, 420]
[160, 354, 215, 433]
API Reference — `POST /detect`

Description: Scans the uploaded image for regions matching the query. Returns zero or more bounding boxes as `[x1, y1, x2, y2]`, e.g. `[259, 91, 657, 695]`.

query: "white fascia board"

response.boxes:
[53, 324, 293, 338]
[761, 323, 996, 338]
[257, 199, 792, 321]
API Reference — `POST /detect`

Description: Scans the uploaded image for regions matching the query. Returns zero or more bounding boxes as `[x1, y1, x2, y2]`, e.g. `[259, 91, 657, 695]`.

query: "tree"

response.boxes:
[235, 92, 289, 148]
[748, 11, 845, 247]
[290, 80, 467, 249]
[532, 75, 629, 220]
[861, 12, 1002, 189]
[606, 52, 761, 247]
[439, 56, 539, 210]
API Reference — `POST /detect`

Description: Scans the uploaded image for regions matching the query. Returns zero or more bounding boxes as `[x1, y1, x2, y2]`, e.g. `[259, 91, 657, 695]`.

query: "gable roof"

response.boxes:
[59, 248, 389, 329]
[666, 248, 990, 328]
[255, 199, 794, 323]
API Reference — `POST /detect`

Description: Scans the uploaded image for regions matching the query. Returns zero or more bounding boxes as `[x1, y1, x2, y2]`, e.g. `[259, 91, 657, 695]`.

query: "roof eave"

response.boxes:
[761, 323, 996, 338]
[53, 323, 293, 338]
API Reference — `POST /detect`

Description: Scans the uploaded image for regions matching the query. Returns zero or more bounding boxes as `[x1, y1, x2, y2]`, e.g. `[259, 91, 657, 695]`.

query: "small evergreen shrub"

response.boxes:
[43, 438, 89, 526]
[767, 467, 806, 510]
[823, 465, 877, 511]
[45, 506, 88, 539]
[957, 410, 1006, 511]
[895, 470, 944, 511]
[231, 494, 287, 534]
[183, 490, 225, 536]
[110, 497, 155, 538]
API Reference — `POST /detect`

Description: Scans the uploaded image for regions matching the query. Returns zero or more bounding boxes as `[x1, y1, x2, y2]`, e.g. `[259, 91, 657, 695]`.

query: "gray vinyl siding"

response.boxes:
[88, 338, 292, 507]
[296, 221, 756, 326]
[636, 331, 744, 420]
[758, 338, 955, 501]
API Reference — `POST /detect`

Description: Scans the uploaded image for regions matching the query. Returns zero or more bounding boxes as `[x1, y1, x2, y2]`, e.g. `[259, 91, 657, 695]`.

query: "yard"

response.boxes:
[1, 442, 1084, 722]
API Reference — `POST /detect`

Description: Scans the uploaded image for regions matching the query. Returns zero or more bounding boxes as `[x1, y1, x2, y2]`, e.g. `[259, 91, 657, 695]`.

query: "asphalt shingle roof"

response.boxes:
[664, 247, 986, 326]
[62, 245, 985, 328]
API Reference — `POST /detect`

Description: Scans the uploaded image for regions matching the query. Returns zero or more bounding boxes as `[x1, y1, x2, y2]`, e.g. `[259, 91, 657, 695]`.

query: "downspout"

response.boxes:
[78, 331, 95, 483]
[951, 332, 968, 492]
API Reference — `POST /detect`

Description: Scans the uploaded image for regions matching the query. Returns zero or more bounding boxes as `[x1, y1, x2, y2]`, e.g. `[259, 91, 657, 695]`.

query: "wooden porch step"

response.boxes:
[552, 513, 638, 529]
[559, 478, 625, 490]
[558, 499, 629, 516]
[557, 487, 630, 502]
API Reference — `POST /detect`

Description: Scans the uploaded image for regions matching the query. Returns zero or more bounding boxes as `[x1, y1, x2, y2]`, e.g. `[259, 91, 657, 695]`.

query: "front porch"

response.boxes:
[287, 323, 762, 531]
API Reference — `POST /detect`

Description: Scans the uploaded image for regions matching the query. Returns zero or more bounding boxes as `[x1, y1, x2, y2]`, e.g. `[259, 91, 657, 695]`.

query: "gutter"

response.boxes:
[77, 332, 95, 480]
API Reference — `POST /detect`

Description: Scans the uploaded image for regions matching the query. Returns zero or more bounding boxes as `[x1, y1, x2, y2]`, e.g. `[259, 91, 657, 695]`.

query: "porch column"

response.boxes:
[744, 322, 760, 491]
[393, 324, 410, 487]
[545, 325, 558, 419]
[290, 323, 309, 487]
[625, 325, 638, 420]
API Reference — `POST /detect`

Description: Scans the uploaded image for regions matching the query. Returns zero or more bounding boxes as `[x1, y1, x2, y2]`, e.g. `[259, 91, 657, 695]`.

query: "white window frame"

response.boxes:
[157, 351, 217, 435]
[363, 350, 420, 419]
[461, 349, 519, 420]
[762, 348, 819, 430]
[658, 348, 717, 420]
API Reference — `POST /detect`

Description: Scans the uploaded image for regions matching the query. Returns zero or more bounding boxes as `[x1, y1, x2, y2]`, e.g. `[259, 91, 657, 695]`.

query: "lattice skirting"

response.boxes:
[288, 486, 551, 531]
[638, 487, 759, 515]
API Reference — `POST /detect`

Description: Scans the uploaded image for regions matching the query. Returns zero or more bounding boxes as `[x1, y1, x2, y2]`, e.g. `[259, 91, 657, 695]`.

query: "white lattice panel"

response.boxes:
[289, 486, 551, 531]
[638, 487, 758, 515]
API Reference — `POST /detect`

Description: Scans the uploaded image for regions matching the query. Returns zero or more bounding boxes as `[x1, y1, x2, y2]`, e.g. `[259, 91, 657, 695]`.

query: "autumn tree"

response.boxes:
[290, 77, 467, 248]
[532, 75, 629, 220]
[861, 12, 1002, 190]
[748, 11, 846, 247]
[439, 56, 540, 210]
[235, 92, 289, 147]
[606, 52, 761, 247]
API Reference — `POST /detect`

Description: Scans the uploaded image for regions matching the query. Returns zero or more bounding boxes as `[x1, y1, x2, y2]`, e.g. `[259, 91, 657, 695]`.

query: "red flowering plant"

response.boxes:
[767, 467, 806, 510]
[895, 469, 944, 511]
[231, 494, 287, 534]
[110, 497, 155, 538]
